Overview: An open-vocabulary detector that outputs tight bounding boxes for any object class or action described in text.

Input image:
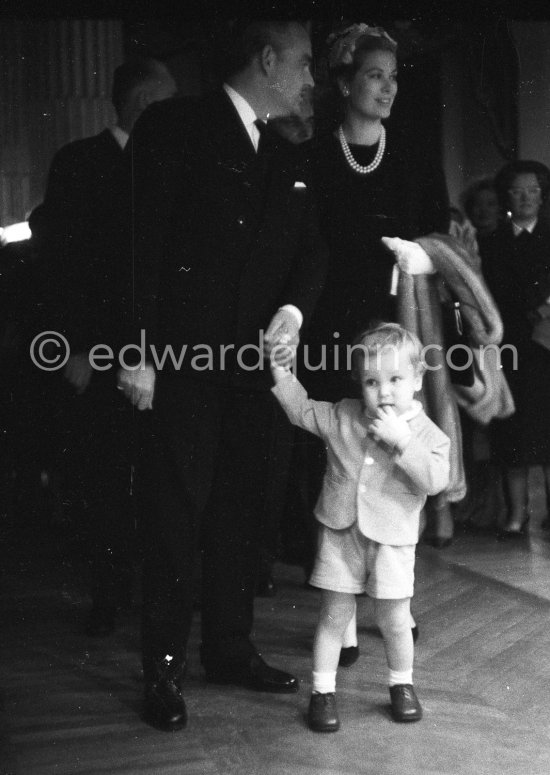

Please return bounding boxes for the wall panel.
[0,18,123,226]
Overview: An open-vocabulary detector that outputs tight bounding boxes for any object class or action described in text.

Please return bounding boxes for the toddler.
[271,322,450,730]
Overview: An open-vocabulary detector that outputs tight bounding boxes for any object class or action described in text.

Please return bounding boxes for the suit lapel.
[204,90,256,169]
[198,91,295,229]
[199,91,275,219]
[257,124,296,221]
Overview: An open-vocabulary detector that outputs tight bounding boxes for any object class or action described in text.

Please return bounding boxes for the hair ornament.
[327,23,397,69]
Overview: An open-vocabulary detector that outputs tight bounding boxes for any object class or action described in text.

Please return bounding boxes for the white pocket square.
[293,181,306,188]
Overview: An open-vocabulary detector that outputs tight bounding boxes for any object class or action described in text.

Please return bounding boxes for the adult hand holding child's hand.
[264,308,299,370]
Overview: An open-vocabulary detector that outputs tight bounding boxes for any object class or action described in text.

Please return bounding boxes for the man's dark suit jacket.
[30,128,132,354]
[128,90,327,390]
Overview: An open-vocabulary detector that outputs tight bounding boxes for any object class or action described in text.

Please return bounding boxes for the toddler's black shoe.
[338,645,359,667]
[307,692,340,732]
[389,684,423,722]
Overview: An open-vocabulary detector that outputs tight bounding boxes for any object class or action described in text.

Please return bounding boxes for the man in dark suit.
[29,58,177,636]
[117,20,326,731]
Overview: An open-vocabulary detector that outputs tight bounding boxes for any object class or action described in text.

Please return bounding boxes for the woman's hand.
[381,236,435,275]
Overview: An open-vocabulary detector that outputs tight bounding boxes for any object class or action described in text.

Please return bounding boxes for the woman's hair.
[327,24,397,85]
[494,160,550,209]
[461,177,497,219]
[350,322,425,381]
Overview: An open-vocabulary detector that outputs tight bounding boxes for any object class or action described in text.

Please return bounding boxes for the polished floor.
[2,475,550,775]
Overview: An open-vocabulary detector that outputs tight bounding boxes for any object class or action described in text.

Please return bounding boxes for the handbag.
[440,295,475,387]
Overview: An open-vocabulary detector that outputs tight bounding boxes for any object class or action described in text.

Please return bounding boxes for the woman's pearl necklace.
[338,124,386,174]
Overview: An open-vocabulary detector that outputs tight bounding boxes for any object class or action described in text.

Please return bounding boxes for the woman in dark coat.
[298,25,452,542]
[303,27,449,404]
[283,23,450,662]
[483,160,550,536]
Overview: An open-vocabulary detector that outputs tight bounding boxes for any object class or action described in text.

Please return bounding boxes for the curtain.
[0,18,124,226]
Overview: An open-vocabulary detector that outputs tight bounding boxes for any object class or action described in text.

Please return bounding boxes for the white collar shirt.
[223,83,261,151]
[110,125,129,150]
[512,218,537,236]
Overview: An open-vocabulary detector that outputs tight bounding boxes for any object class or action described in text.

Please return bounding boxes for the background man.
[30,57,177,637]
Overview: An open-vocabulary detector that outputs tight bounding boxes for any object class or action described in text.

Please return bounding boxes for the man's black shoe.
[205,653,298,693]
[143,658,187,732]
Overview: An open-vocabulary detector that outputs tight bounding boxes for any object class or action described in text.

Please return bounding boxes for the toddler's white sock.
[312,670,336,694]
[388,668,413,686]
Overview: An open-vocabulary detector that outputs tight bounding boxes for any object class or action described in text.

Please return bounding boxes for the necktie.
[254,118,266,154]
[252,119,270,192]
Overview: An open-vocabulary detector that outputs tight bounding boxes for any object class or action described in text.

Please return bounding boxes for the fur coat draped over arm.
[396,232,514,504]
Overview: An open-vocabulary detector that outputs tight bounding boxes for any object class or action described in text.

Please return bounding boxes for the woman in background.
[484,161,550,536]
